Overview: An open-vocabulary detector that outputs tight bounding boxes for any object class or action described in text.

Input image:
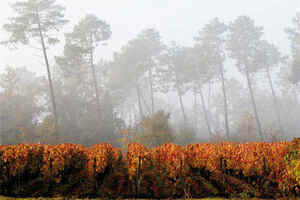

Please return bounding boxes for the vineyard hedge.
[0,139,299,198]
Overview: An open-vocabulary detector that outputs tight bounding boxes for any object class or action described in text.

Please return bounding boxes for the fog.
[0,0,299,147]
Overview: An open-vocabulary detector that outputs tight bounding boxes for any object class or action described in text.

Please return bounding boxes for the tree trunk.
[244,65,264,141]
[199,86,213,138]
[90,36,102,122]
[293,85,299,105]
[266,67,284,135]
[206,81,215,131]
[37,12,59,141]
[136,79,144,119]
[176,87,186,127]
[149,68,155,115]
[193,86,197,110]
[220,64,230,140]
[207,81,212,110]
[140,89,151,115]
[174,72,187,127]
[193,86,198,129]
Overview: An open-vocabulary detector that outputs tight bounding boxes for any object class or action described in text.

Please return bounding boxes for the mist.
[0,0,300,147]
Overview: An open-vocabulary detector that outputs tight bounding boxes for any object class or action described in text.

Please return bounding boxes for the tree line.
[0,0,300,147]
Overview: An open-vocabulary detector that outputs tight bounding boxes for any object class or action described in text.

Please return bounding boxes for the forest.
[0,0,299,149]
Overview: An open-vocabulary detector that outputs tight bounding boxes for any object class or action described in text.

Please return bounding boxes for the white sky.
[0,0,299,76]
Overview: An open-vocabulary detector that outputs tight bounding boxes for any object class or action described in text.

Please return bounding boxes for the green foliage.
[287,13,300,85]
[290,57,300,84]
[120,111,175,150]
[37,115,58,144]
[2,0,68,48]
[234,111,259,142]
[108,28,163,90]
[157,42,191,95]
[227,15,264,74]
[138,110,175,148]
[56,14,111,77]
[53,14,122,146]
[50,72,122,146]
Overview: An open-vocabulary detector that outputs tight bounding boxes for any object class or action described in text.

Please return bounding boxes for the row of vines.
[0,139,299,198]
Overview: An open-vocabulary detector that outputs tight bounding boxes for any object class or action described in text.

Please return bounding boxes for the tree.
[235,111,259,142]
[212,78,248,137]
[120,110,175,149]
[109,29,163,119]
[109,49,146,119]
[158,42,191,127]
[0,67,43,144]
[133,29,164,115]
[257,41,285,135]
[44,62,123,146]
[187,43,215,138]
[37,115,57,144]
[194,18,229,139]
[57,14,111,121]
[227,16,265,140]
[286,13,300,94]
[2,0,69,140]
[48,68,90,144]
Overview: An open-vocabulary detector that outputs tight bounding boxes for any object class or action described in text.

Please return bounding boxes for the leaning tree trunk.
[244,65,264,141]
[176,86,187,127]
[140,90,151,115]
[207,80,212,110]
[148,67,155,115]
[135,77,144,119]
[266,66,284,135]
[199,85,213,138]
[193,86,198,130]
[90,36,102,122]
[174,72,187,127]
[219,64,230,140]
[293,85,299,105]
[37,12,59,141]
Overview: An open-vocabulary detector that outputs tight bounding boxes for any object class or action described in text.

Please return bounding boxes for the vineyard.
[0,139,298,199]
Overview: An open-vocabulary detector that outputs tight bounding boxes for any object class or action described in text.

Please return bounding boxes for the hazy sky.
[0,0,299,76]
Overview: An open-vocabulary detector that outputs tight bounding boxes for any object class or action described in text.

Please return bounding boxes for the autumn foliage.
[0,139,298,198]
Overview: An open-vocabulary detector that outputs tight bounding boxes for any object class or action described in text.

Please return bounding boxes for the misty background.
[0,1,299,68]
[0,0,300,148]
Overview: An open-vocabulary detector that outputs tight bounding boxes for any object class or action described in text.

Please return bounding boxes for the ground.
[0,198,299,200]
